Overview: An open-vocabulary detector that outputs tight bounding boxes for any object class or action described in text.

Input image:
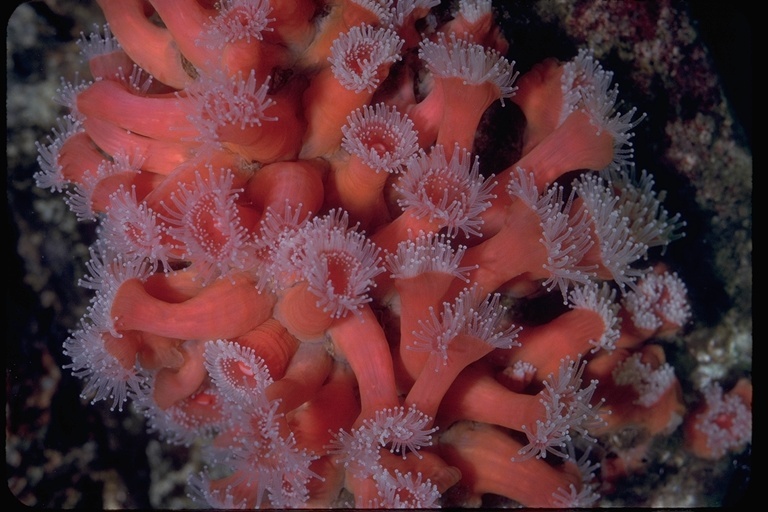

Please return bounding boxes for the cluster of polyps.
[35,0,751,508]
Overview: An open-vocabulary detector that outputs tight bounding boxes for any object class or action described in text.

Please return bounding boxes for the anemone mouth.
[295,210,384,318]
[179,188,250,279]
[187,70,276,146]
[330,25,404,93]
[358,124,398,157]
[322,250,357,299]
[308,247,372,318]
[102,185,170,269]
[205,0,274,45]
[122,220,153,251]
[148,387,223,442]
[421,169,466,211]
[337,43,389,92]
[161,169,253,284]
[395,145,494,238]
[188,194,227,253]
[342,103,419,173]
[205,340,274,405]
[343,45,375,76]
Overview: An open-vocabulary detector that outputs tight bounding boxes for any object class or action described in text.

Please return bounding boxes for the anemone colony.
[32,0,752,508]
